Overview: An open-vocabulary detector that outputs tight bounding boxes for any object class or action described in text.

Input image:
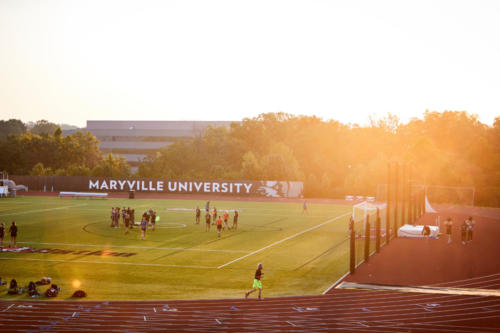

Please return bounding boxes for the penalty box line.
[217,212,351,269]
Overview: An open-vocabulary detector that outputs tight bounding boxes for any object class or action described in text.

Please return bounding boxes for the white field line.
[323,271,351,295]
[217,212,351,269]
[16,241,250,253]
[0,257,215,269]
[0,204,88,217]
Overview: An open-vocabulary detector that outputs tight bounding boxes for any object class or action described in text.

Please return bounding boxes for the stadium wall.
[10,175,304,198]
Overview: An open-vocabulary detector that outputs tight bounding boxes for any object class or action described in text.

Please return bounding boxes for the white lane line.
[431,272,500,287]
[0,257,215,269]
[337,281,500,297]
[323,271,351,295]
[215,319,222,324]
[2,304,15,312]
[217,212,351,269]
[287,321,297,327]
[16,241,250,254]
[0,204,88,217]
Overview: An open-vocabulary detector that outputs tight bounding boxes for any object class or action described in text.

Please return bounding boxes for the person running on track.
[245,263,264,300]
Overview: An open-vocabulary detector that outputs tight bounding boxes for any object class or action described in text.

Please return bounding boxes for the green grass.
[0,196,352,300]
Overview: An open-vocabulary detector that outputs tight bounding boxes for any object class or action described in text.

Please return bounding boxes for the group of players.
[443,216,475,245]
[110,202,237,240]
[195,201,240,238]
[110,207,157,239]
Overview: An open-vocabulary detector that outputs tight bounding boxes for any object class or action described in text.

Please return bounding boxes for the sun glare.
[72,279,82,289]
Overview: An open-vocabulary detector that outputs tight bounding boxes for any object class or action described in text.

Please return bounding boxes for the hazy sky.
[1,0,499,127]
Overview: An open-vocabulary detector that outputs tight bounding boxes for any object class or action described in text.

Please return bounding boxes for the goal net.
[352,201,387,238]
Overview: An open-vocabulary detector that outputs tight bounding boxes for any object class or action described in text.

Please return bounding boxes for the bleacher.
[59,192,108,199]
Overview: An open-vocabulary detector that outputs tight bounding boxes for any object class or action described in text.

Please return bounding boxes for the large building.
[65,120,233,173]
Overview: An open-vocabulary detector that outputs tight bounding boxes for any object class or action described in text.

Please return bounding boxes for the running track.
[1,208,499,332]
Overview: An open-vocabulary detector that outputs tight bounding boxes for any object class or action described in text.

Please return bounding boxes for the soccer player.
[140,216,147,240]
[110,207,115,227]
[216,216,223,238]
[212,207,217,225]
[232,210,239,230]
[445,217,453,244]
[114,207,120,228]
[205,201,210,212]
[205,212,211,232]
[150,211,156,231]
[124,211,130,235]
[130,209,135,229]
[9,221,17,248]
[121,207,127,225]
[245,263,264,300]
[195,206,201,224]
[0,222,4,248]
[223,211,229,230]
[302,200,308,215]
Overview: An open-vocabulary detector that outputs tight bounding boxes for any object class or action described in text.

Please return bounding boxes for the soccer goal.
[352,201,387,238]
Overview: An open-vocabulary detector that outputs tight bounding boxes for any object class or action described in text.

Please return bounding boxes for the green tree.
[30,120,60,135]
[91,154,130,177]
[0,119,27,139]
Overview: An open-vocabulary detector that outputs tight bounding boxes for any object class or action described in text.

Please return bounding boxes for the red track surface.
[1,206,499,332]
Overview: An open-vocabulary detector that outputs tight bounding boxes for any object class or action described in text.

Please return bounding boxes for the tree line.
[0,119,129,177]
[1,111,499,206]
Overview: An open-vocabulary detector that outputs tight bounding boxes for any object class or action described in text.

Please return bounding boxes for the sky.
[1,0,499,128]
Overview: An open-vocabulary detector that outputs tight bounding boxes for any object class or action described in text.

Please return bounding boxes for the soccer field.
[0,196,352,300]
